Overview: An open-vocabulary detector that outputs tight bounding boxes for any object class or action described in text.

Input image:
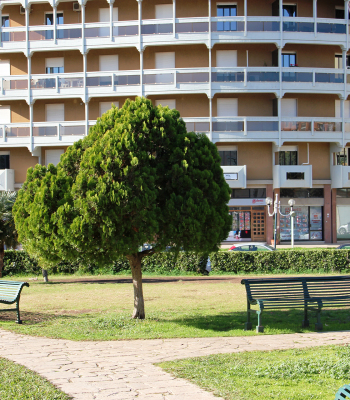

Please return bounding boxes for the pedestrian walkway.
[1,329,350,400]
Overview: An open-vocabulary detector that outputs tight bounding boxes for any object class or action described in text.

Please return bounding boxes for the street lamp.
[266,194,295,249]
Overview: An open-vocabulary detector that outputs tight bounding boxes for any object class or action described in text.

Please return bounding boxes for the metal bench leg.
[244,301,252,331]
[315,306,323,331]
[256,310,264,333]
[302,305,309,328]
[16,301,22,324]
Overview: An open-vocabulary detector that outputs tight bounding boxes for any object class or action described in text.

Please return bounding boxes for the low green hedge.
[2,249,350,277]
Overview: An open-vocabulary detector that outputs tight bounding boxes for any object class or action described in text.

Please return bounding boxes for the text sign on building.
[224,173,238,180]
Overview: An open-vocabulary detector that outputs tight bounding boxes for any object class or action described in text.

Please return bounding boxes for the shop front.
[226,188,267,242]
[335,189,350,241]
[279,189,324,242]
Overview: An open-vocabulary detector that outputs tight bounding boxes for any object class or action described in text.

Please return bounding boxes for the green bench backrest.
[241,276,350,301]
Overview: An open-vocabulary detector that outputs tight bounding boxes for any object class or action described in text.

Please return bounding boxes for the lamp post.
[288,198,296,249]
[266,194,295,249]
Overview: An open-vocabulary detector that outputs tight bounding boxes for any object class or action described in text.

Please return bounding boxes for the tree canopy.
[0,191,18,277]
[13,97,232,317]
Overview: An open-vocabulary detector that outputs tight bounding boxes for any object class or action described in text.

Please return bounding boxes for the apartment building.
[0,0,349,243]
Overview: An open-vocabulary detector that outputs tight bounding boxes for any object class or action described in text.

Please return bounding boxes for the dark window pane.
[281,188,324,198]
[283,5,296,17]
[0,155,10,169]
[219,151,237,166]
[2,16,9,28]
[287,172,305,180]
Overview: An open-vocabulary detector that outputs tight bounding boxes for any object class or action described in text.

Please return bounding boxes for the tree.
[14,97,232,318]
[0,191,18,278]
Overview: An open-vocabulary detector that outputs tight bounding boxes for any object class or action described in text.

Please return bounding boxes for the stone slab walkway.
[1,329,350,400]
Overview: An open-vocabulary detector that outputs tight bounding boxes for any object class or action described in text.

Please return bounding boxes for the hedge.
[2,249,350,277]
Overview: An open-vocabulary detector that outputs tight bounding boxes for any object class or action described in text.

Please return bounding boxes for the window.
[155,52,175,69]
[282,53,297,67]
[279,151,297,165]
[100,101,119,117]
[280,188,324,198]
[99,8,118,22]
[286,172,304,180]
[99,55,119,72]
[0,153,10,169]
[219,151,237,166]
[283,4,297,17]
[45,12,64,25]
[337,189,350,198]
[335,148,350,166]
[231,188,266,199]
[45,58,64,74]
[46,104,64,122]
[216,50,237,67]
[217,4,237,31]
[281,99,297,117]
[0,105,11,123]
[45,149,64,167]
[335,7,349,19]
[335,54,350,69]
[2,16,9,27]
[45,12,63,40]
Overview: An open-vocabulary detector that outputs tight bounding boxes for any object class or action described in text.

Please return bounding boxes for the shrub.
[2,249,350,277]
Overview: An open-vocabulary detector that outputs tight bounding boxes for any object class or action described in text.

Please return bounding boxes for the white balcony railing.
[273,165,313,189]
[221,165,247,189]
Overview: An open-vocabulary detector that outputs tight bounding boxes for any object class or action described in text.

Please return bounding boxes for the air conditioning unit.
[73,2,81,12]
[19,6,26,14]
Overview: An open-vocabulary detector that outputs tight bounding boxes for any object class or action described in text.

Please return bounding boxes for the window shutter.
[155,4,173,19]
[0,106,11,123]
[216,50,237,67]
[155,52,175,69]
[100,101,119,116]
[45,149,64,166]
[217,98,238,117]
[46,104,64,122]
[0,60,10,76]
[99,8,118,22]
[99,55,119,72]
[45,57,64,69]
[281,99,297,117]
[155,99,176,109]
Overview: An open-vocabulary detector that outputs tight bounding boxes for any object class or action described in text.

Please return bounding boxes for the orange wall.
[33,99,85,122]
[31,51,83,74]
[87,48,140,71]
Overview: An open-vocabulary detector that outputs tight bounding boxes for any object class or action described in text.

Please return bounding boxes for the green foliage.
[3,249,350,277]
[13,97,231,269]
[0,191,18,249]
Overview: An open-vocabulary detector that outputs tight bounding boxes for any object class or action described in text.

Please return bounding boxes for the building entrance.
[229,206,266,242]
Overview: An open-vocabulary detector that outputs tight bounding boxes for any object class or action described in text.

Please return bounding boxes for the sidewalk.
[1,329,350,400]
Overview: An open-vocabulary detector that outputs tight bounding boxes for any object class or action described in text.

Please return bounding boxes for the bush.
[2,249,350,277]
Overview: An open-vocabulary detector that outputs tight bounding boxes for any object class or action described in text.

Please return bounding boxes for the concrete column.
[29,102,33,152]
[324,184,332,243]
[137,0,142,52]
[85,101,89,136]
[266,184,274,244]
[53,5,57,43]
[331,188,338,243]
[209,96,213,142]
[140,50,143,97]
[172,0,176,38]
[81,3,85,54]
[109,2,114,41]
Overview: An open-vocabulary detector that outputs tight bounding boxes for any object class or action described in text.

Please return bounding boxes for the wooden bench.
[0,280,29,324]
[241,276,350,333]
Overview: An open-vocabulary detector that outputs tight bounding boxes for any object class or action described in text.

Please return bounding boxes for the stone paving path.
[1,329,350,400]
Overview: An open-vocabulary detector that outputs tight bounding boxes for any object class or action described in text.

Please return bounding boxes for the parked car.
[228,243,275,252]
[338,223,350,235]
[336,244,350,250]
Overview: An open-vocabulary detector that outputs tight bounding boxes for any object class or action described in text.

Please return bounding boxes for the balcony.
[221,165,247,189]
[0,169,14,191]
[273,165,312,189]
[331,165,350,189]
[0,15,348,54]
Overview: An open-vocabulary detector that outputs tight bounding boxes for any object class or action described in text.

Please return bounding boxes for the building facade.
[0,0,349,243]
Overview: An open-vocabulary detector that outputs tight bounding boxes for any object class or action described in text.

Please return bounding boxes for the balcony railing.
[0,15,348,46]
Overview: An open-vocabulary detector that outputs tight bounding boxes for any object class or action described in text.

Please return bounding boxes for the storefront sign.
[224,173,238,180]
[229,199,266,206]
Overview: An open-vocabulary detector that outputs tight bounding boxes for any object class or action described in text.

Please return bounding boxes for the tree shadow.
[0,311,77,325]
[168,309,350,333]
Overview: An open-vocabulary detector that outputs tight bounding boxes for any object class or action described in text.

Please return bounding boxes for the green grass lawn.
[0,357,71,400]
[1,274,350,340]
[159,345,350,400]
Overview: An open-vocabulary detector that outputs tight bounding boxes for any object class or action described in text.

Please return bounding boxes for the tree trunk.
[42,269,49,282]
[127,254,145,319]
[0,244,4,278]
